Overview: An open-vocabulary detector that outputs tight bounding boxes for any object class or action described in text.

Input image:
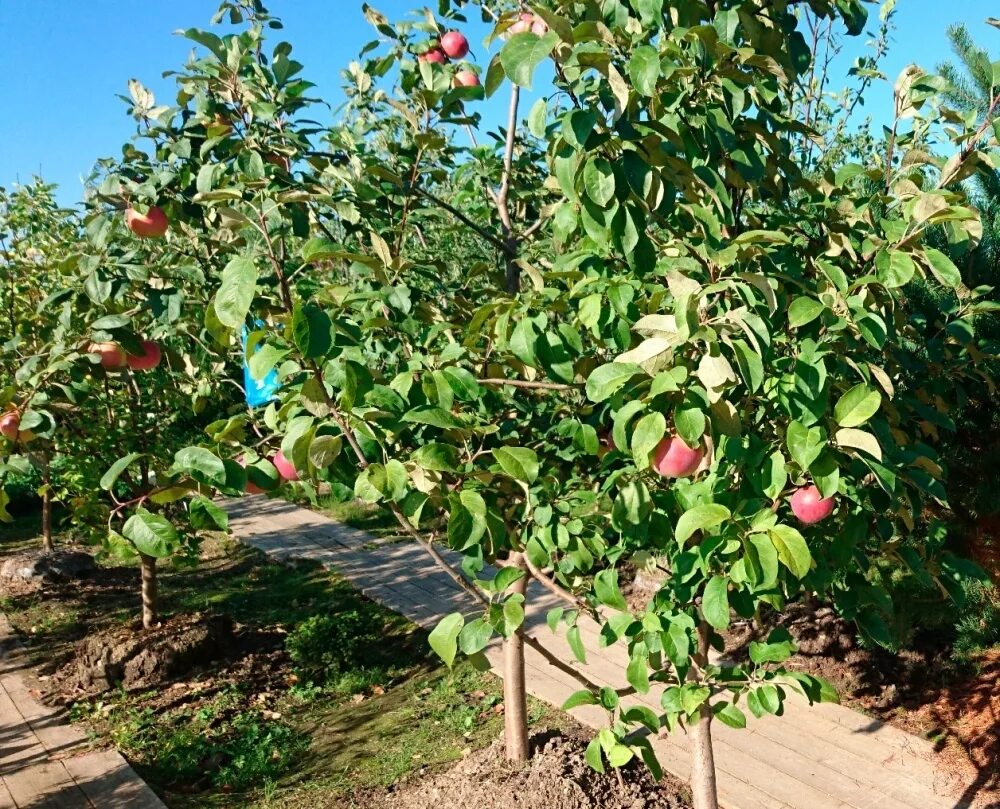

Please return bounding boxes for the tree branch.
[478,378,578,391]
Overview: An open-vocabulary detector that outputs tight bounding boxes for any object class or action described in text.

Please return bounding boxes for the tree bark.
[503,552,530,763]
[690,621,719,809]
[140,554,158,630]
[40,459,53,554]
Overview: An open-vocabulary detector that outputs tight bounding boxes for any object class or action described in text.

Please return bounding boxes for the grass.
[0,521,567,808]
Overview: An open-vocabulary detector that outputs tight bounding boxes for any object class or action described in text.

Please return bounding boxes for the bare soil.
[364,728,691,809]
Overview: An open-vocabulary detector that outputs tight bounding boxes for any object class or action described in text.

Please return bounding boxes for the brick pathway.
[0,614,165,809]
[223,496,973,809]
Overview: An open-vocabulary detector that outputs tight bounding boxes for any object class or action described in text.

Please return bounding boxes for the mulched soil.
[363,728,692,809]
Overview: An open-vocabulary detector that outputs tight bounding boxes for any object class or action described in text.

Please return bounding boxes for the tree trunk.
[40,460,53,554]
[690,621,719,809]
[140,554,158,630]
[503,552,529,763]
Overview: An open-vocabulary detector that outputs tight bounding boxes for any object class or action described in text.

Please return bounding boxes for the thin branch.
[478,378,578,391]
[524,555,598,619]
[411,185,510,254]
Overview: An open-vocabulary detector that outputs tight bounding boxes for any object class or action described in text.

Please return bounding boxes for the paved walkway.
[223,497,974,809]
[0,614,165,809]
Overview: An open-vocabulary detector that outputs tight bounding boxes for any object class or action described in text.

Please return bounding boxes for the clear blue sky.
[0,1,996,205]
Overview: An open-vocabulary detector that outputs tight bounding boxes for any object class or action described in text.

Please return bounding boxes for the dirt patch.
[365,729,690,809]
[50,612,238,696]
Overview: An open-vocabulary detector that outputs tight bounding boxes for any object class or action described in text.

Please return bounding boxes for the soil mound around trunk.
[369,729,691,809]
[52,612,237,695]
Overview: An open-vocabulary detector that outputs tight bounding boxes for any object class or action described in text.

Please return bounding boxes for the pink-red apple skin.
[790,485,835,524]
[652,434,704,478]
[273,450,300,482]
[89,342,127,369]
[0,412,19,441]
[125,206,168,238]
[419,48,447,64]
[127,341,162,371]
[440,31,469,59]
[454,71,480,88]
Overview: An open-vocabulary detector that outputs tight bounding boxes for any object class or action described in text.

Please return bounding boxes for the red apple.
[125,206,168,238]
[652,434,704,478]
[89,342,127,369]
[273,450,299,482]
[127,340,161,371]
[441,31,470,59]
[0,412,19,441]
[790,485,835,525]
[454,70,481,88]
[419,48,447,64]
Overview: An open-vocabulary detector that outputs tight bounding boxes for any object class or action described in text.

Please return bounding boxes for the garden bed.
[0,522,696,808]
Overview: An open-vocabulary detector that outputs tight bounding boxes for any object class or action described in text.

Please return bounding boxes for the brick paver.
[0,614,165,808]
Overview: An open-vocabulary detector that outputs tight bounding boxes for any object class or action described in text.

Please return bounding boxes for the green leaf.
[172,447,227,487]
[627,654,651,695]
[291,304,332,359]
[762,451,787,500]
[788,296,824,328]
[786,420,824,472]
[586,363,642,403]
[459,618,493,656]
[502,593,525,635]
[499,31,559,89]
[630,412,665,469]
[585,737,605,773]
[493,446,540,484]
[714,702,747,729]
[214,256,258,328]
[402,407,466,430]
[628,46,660,96]
[876,250,916,288]
[189,496,230,531]
[675,504,731,545]
[923,247,962,288]
[448,490,487,550]
[748,534,779,588]
[594,569,628,612]
[583,157,616,207]
[769,524,812,578]
[608,745,634,767]
[702,576,731,630]
[428,612,464,667]
[412,443,459,472]
[834,384,881,428]
[621,706,660,733]
[100,452,143,491]
[563,689,599,710]
[567,624,587,663]
[122,508,178,558]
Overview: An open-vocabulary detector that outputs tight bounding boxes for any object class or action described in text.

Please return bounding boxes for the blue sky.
[0,1,996,204]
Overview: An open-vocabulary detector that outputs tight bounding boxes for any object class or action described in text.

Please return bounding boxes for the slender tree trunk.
[690,621,719,809]
[40,459,53,554]
[503,552,529,763]
[140,554,158,630]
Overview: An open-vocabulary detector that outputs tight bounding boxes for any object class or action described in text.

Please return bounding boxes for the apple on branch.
[125,206,168,238]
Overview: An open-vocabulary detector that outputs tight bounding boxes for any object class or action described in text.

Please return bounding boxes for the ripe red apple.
[89,342,127,369]
[127,340,161,371]
[125,206,168,238]
[273,450,299,482]
[419,48,447,64]
[441,31,470,59]
[0,412,19,441]
[454,70,481,88]
[790,485,835,525]
[652,434,704,478]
